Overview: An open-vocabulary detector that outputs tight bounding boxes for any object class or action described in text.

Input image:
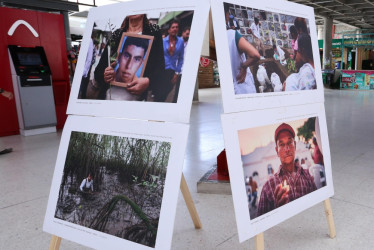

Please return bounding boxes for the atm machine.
[8,45,57,136]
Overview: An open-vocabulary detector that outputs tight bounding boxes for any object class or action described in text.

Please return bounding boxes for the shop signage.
[318,39,342,49]
[343,39,374,46]
[341,70,374,90]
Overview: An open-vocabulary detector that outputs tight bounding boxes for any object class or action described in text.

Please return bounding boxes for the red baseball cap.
[274,123,295,142]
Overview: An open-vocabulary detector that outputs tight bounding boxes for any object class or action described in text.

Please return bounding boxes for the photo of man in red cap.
[257,123,317,217]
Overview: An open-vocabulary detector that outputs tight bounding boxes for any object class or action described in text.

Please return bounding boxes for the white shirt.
[227,30,256,94]
[250,22,261,38]
[80,178,94,191]
[285,63,316,91]
[105,85,139,101]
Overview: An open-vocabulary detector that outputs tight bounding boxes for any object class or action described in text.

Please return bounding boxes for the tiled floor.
[1,88,373,249]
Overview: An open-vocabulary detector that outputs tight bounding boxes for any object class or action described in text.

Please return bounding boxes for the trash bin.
[323,69,335,88]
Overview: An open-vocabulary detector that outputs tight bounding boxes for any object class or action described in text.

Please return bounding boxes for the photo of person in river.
[54,131,171,248]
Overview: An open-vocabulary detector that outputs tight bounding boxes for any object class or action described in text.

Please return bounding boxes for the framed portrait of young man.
[107,33,153,101]
[221,103,334,242]
[211,0,324,113]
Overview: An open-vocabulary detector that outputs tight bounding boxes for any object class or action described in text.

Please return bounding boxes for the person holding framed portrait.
[106,34,153,100]
[88,14,166,102]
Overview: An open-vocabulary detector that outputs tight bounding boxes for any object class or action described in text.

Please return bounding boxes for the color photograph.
[239,118,326,219]
[221,103,334,242]
[223,2,316,94]
[211,0,323,113]
[78,10,194,103]
[67,0,210,123]
[55,131,171,248]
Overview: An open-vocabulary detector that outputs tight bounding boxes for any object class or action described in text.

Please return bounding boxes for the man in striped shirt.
[257,123,317,217]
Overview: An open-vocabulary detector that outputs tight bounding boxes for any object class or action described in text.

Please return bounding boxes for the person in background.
[273,44,287,65]
[182,26,190,50]
[227,28,260,94]
[163,20,184,103]
[0,88,14,155]
[249,176,258,208]
[283,33,316,91]
[224,5,240,30]
[312,137,324,165]
[224,3,260,94]
[79,35,96,99]
[310,137,326,188]
[289,25,298,59]
[249,17,265,58]
[294,17,308,37]
[300,158,308,169]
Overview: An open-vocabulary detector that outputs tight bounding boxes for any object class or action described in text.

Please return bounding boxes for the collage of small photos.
[43,0,210,250]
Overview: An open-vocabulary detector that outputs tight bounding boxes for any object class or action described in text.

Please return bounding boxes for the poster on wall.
[221,103,334,242]
[211,0,324,113]
[43,115,189,250]
[67,0,210,123]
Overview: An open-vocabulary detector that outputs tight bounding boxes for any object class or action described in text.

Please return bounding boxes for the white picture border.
[43,115,189,250]
[211,0,324,113]
[67,0,210,123]
[221,103,334,242]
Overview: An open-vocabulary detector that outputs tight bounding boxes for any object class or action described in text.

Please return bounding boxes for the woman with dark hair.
[289,25,298,59]
[294,17,308,35]
[283,33,316,91]
[87,14,166,102]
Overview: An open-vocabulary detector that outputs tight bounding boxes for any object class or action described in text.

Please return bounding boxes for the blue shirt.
[163,35,184,73]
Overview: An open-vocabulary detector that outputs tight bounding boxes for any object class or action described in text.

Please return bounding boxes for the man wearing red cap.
[257,123,317,217]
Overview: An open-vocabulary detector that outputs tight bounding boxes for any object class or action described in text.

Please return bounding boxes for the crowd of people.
[224,3,317,94]
[78,14,190,103]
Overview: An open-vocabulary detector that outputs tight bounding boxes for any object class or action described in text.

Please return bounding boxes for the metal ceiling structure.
[0,0,79,12]
[289,0,374,29]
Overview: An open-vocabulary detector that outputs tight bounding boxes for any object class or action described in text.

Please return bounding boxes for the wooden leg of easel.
[324,198,336,238]
[49,235,62,250]
[255,232,264,250]
[180,173,202,229]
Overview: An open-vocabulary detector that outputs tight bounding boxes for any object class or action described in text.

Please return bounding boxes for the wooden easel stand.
[254,198,336,250]
[49,173,201,250]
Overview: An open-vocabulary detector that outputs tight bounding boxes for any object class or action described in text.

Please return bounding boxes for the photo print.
[55,131,171,248]
[211,0,323,113]
[78,10,194,103]
[223,2,315,94]
[239,117,326,220]
[67,0,210,123]
[44,115,190,250]
[221,103,334,241]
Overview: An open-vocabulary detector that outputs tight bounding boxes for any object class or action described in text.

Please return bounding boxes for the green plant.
[287,58,296,73]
